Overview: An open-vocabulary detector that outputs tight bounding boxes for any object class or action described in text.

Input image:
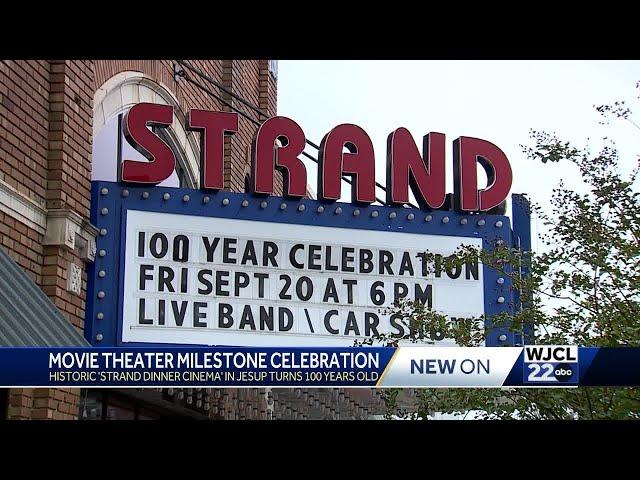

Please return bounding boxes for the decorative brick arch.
[93,71,201,188]
[91,60,279,194]
[92,61,226,129]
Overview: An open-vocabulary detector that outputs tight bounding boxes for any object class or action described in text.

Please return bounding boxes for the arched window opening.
[92,72,200,189]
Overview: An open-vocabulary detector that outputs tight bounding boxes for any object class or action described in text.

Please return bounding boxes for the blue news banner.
[0,346,638,388]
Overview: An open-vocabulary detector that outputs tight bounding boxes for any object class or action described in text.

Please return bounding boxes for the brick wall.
[0,61,49,286]
[0,211,42,285]
[1,60,277,420]
[7,388,80,420]
[0,61,49,206]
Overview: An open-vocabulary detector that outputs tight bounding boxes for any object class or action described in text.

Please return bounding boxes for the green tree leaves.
[372,82,640,420]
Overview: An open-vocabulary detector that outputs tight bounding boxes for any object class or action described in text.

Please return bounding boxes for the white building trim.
[43,209,99,262]
[0,180,98,264]
[0,179,47,234]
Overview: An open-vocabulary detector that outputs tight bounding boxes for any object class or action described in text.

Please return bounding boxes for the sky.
[277,60,640,250]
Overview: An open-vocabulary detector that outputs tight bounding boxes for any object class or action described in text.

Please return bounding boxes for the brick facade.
[1,60,380,421]
[0,60,278,420]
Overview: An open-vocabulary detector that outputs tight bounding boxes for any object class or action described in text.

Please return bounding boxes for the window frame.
[268,60,278,80]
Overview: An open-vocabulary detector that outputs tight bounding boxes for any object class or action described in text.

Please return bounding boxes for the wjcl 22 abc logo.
[523,346,579,385]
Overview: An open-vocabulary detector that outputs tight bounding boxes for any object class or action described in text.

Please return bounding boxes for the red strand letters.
[120,102,512,212]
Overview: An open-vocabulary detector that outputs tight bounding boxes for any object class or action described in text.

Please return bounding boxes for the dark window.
[80,390,164,420]
[105,399,136,420]
[0,389,7,420]
[137,408,161,420]
[79,389,104,420]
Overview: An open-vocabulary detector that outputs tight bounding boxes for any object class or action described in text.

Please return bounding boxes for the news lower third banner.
[0,346,638,388]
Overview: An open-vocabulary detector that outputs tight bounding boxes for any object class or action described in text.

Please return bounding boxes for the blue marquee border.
[86,181,527,348]
[511,194,533,346]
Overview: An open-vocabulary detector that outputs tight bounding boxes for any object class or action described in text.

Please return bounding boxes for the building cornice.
[0,179,47,235]
[43,209,99,262]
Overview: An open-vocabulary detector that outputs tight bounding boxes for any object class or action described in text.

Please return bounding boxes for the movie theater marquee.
[86,103,529,348]
[122,210,484,346]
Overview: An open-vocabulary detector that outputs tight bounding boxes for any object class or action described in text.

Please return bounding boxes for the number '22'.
[527,363,555,382]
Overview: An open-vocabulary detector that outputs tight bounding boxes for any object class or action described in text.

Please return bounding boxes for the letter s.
[121,103,175,185]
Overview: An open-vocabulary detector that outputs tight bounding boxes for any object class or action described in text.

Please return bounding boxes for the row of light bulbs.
[160,387,211,411]
[269,388,380,420]
[154,387,385,420]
